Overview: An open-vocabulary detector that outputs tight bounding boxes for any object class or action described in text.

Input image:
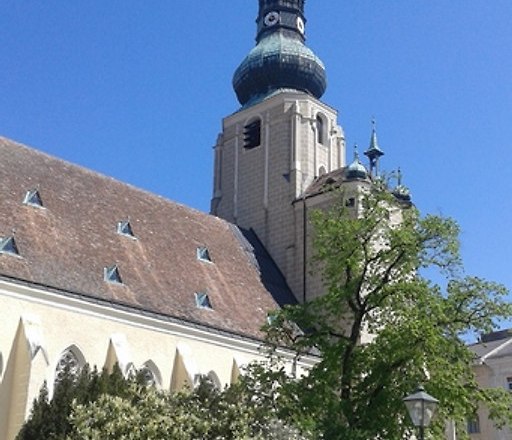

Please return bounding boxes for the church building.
[0,1,390,439]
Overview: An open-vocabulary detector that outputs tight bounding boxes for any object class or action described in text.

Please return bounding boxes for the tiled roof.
[301,167,371,199]
[0,137,293,340]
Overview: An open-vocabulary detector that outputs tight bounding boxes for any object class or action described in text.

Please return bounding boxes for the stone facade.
[211,91,347,303]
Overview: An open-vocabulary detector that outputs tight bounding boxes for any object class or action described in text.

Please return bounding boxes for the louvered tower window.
[243,119,261,149]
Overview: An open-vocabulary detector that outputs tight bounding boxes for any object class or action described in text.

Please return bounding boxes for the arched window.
[54,346,85,385]
[140,361,162,388]
[318,166,326,176]
[207,371,222,390]
[316,114,327,145]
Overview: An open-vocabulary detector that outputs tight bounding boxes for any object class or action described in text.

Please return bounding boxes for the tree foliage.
[68,372,312,440]
[16,364,136,440]
[18,363,312,440]
[263,189,512,439]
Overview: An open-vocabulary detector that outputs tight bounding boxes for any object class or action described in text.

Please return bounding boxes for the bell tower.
[211,0,348,301]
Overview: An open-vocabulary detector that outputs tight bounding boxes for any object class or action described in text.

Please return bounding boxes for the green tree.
[68,374,314,440]
[16,364,133,440]
[263,189,512,439]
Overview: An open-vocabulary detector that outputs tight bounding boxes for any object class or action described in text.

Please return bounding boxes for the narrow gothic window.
[243,119,261,149]
[55,349,82,385]
[140,365,157,387]
[316,114,325,145]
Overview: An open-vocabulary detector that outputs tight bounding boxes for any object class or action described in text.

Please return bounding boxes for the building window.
[195,292,213,310]
[0,236,19,256]
[104,265,123,284]
[140,361,161,388]
[197,246,212,263]
[467,415,480,434]
[55,348,83,385]
[345,197,356,208]
[140,366,156,386]
[507,376,512,391]
[23,189,43,207]
[243,119,261,149]
[117,220,135,238]
[316,114,327,145]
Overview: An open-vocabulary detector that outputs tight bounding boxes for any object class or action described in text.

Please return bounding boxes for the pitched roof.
[0,137,294,340]
[469,329,512,362]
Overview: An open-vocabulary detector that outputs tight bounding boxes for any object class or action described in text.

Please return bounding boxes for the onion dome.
[346,145,368,180]
[233,0,327,107]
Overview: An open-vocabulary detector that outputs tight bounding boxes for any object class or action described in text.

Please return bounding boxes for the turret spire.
[233,0,327,106]
[364,119,384,177]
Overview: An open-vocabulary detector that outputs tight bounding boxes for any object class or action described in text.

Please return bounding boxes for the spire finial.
[364,118,384,177]
[397,167,402,186]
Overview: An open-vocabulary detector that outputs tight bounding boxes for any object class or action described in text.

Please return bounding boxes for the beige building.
[465,330,512,440]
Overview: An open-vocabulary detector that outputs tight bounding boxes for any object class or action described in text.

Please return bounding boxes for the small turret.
[346,145,368,180]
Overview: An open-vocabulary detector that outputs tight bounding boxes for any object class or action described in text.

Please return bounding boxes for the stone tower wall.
[211,91,346,302]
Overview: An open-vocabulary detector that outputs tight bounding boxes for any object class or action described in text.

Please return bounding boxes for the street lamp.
[403,386,439,440]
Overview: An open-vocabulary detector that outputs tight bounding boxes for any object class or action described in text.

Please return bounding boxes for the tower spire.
[232,0,326,106]
[364,118,384,177]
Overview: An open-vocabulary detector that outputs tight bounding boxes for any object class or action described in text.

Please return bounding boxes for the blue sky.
[1,1,511,298]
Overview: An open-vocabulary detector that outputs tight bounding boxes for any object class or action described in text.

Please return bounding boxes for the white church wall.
[0,279,314,440]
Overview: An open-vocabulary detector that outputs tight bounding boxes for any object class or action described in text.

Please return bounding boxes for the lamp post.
[403,386,439,440]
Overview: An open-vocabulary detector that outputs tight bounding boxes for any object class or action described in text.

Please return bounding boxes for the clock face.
[264,11,280,27]
[296,16,305,34]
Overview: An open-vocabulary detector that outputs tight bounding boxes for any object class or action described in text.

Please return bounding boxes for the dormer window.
[104,265,123,284]
[117,220,135,238]
[197,246,212,263]
[23,189,43,208]
[0,236,19,256]
[195,292,213,310]
[243,118,261,149]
